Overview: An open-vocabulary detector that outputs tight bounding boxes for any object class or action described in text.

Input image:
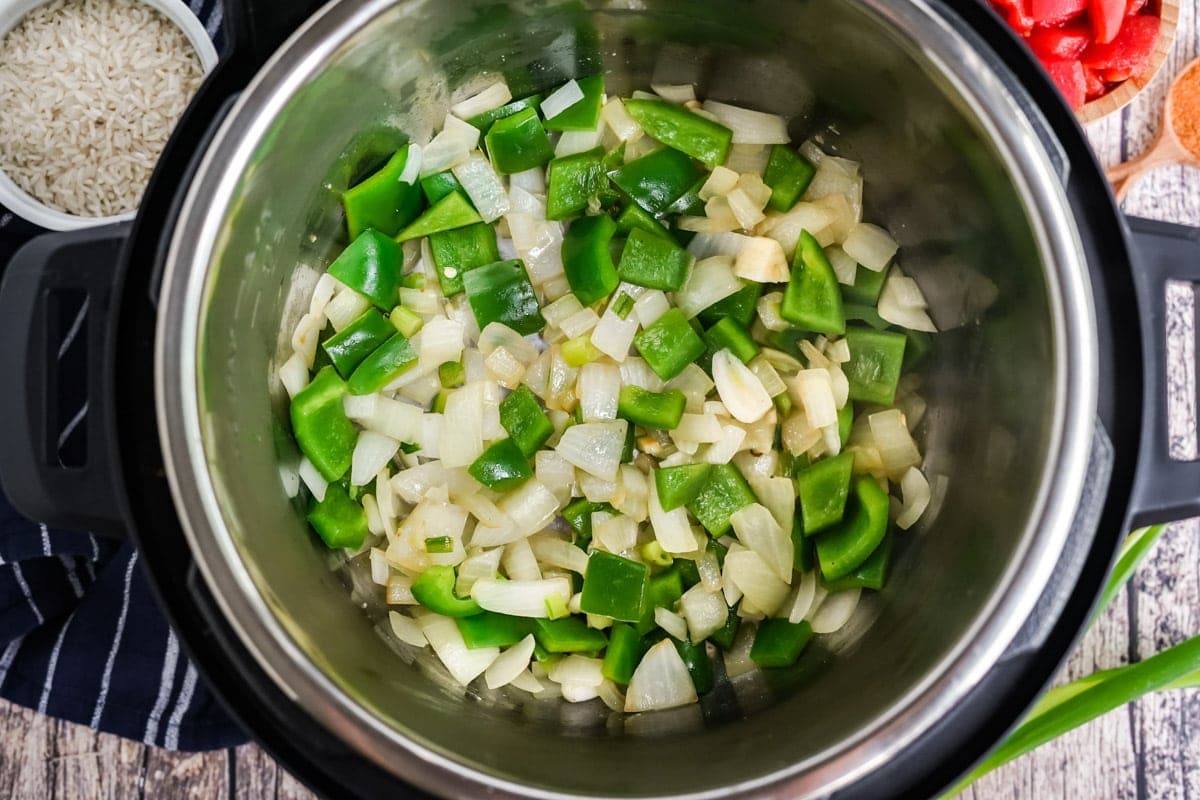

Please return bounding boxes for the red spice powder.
[1171,61,1200,157]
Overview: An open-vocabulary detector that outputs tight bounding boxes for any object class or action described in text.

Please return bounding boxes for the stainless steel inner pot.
[155,0,1098,796]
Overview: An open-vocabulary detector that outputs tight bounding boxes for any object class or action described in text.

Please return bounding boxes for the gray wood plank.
[141,746,228,798]
[234,743,278,800]
[51,715,147,800]
[0,701,55,798]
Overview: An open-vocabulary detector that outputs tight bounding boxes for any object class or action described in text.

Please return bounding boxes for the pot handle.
[225,0,329,72]
[1126,216,1200,527]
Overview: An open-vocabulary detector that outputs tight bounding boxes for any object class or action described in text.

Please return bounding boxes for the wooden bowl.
[1076,0,1179,123]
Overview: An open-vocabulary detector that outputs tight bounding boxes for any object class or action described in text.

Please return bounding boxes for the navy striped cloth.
[0,0,243,750]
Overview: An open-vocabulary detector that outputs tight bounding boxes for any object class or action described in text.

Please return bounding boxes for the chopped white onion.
[278,352,310,399]
[723,549,790,615]
[389,611,428,647]
[503,539,542,581]
[439,382,485,468]
[674,256,741,318]
[601,97,643,142]
[308,273,338,316]
[680,584,727,642]
[649,478,699,554]
[485,634,536,690]
[471,577,573,617]
[666,364,716,414]
[578,362,621,421]
[579,472,618,503]
[549,654,605,691]
[655,607,690,641]
[726,188,767,230]
[842,223,898,272]
[790,369,838,428]
[529,535,590,574]
[699,166,740,201]
[387,573,416,605]
[746,476,796,531]
[878,270,937,333]
[809,588,861,634]
[732,236,788,283]
[786,570,818,624]
[560,307,600,339]
[747,357,787,398]
[510,166,546,195]
[756,291,789,332]
[298,457,328,502]
[756,202,833,259]
[673,413,724,444]
[457,547,503,594]
[702,100,789,144]
[417,317,467,371]
[453,152,510,222]
[827,245,858,285]
[397,143,423,185]
[474,480,560,545]
[621,357,666,392]
[451,80,512,120]
[711,350,773,424]
[290,311,323,368]
[485,347,526,388]
[724,144,771,175]
[704,424,747,465]
[351,431,400,486]
[590,305,640,361]
[543,294,585,328]
[633,290,671,328]
[556,420,628,481]
[420,114,480,177]
[541,79,586,120]
[555,127,605,157]
[869,409,921,477]
[343,393,423,443]
[686,231,750,260]
[730,503,793,583]
[651,83,696,103]
[593,512,639,554]
[416,612,498,685]
[896,466,931,529]
[624,639,698,712]
[535,451,576,504]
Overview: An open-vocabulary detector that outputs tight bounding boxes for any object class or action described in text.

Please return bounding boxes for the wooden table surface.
[4,10,1200,800]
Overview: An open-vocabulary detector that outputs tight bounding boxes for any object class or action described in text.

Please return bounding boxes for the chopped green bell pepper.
[602,622,643,684]
[608,147,703,216]
[561,214,619,305]
[709,605,740,650]
[581,551,649,622]
[842,303,889,331]
[781,230,845,335]
[428,222,501,296]
[750,619,813,668]
[321,309,395,378]
[843,327,907,404]
[411,565,483,617]
[703,317,759,363]
[795,451,854,535]
[291,366,357,481]
[617,228,693,291]
[674,557,700,588]
[468,437,533,490]
[762,145,816,213]
[792,515,816,572]
[562,498,613,548]
[670,635,713,693]
[664,175,708,217]
[822,533,893,592]
[343,145,424,239]
[533,617,608,653]
[439,359,466,389]
[903,329,932,371]
[462,259,545,335]
[816,476,890,581]
[347,331,417,395]
[623,98,733,167]
[697,281,762,329]
[396,192,483,242]
[611,291,636,320]
[654,464,712,511]
[543,75,605,130]
[499,385,555,456]
[634,308,707,381]
[419,170,467,205]
[636,567,684,635]
[327,229,403,310]
[485,107,554,174]
[306,483,369,550]
[546,146,608,220]
[616,202,674,242]
[687,463,757,536]
[837,402,854,447]
[617,385,687,430]
[562,335,604,366]
[842,263,888,305]
[456,612,534,648]
[466,94,542,132]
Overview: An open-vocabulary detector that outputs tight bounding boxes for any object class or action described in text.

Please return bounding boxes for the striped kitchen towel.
[0,3,243,750]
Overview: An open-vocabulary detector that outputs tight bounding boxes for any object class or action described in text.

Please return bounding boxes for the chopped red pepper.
[1126,0,1148,15]
[1039,58,1088,109]
[1030,0,1087,26]
[1088,0,1127,43]
[1027,24,1092,60]
[1084,67,1108,99]
[993,0,1035,34]
[1082,14,1159,73]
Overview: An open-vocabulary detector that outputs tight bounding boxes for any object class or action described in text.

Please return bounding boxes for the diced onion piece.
[453,152,510,223]
[699,166,740,201]
[549,654,605,691]
[651,83,696,103]
[868,409,921,476]
[842,223,897,272]
[451,80,512,120]
[510,166,546,195]
[798,140,826,164]
[541,79,586,119]
[748,356,787,398]
[388,611,427,647]
[439,382,486,468]
[675,256,741,319]
[543,294,585,328]
[418,317,467,371]
[579,472,618,503]
[737,173,772,209]
[702,100,789,144]
[712,350,773,424]
[786,570,818,623]
[723,549,790,615]
[624,639,698,712]
[298,457,328,502]
[621,357,666,392]
[416,612,499,685]
[633,290,671,328]
[560,307,600,339]
[485,634,536,690]
[826,338,851,363]
[457,547,503,594]
[826,245,858,285]
[324,286,370,332]
[477,323,538,365]
[686,231,750,260]
[556,127,605,157]
[556,420,628,481]
[733,236,788,283]
[665,364,715,415]
[699,196,740,232]
[535,451,576,504]
[517,218,566,287]
[343,393,424,442]
[279,352,310,399]
[655,607,689,641]
[730,503,793,583]
[724,144,770,175]
[308,272,338,316]
[391,461,447,504]
[697,552,722,593]
[782,409,821,456]
[397,143,423,185]
[746,476,795,531]
[591,306,640,361]
[649,478,698,554]
[601,97,643,142]
[485,347,526,388]
[529,535,590,574]
[471,577,573,617]
[789,369,837,428]
[503,539,542,581]
[387,574,416,605]
[673,413,723,444]
[756,202,833,259]
[420,113,480,177]
[704,424,747,465]
[726,188,766,230]
[878,270,937,333]
[593,512,639,554]
[473,480,560,545]
[680,584,727,642]
[577,362,621,421]
[351,431,400,486]
[290,312,323,368]
[896,466,931,530]
[756,291,789,332]
[809,588,862,634]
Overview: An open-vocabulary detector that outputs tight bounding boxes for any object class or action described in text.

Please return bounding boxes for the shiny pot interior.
[158,0,1096,796]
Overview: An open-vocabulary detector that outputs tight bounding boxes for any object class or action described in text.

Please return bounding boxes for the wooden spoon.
[1106,57,1200,202]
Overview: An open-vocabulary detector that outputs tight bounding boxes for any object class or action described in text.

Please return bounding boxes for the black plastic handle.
[1126,216,1200,527]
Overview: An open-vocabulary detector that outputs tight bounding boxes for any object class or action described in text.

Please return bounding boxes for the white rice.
[0,0,203,217]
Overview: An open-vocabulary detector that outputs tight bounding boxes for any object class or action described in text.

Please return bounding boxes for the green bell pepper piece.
[543,75,605,130]
[762,145,816,213]
[792,515,816,572]
[837,402,854,447]
[611,292,636,320]
[617,228,693,291]
[634,308,707,381]
[561,214,620,305]
[466,94,542,131]
[816,476,890,581]
[601,622,644,684]
[622,98,733,167]
[750,619,813,668]
[636,567,684,635]
[327,229,403,310]
[843,327,907,404]
[674,557,700,588]
[468,437,533,490]
[795,451,855,535]
[321,309,395,378]
[306,483,368,550]
[533,617,608,653]
[411,565,483,617]
[608,147,703,216]
[462,259,545,335]
[709,605,740,650]
[667,635,714,693]
[617,385,687,430]
[396,192,483,242]
[546,146,608,220]
[654,463,712,511]
[842,263,888,305]
[616,202,674,242]
[439,359,466,389]
[703,317,759,364]
[485,107,554,174]
[842,303,890,331]
[428,222,501,296]
[419,170,467,204]
[687,463,757,536]
[580,551,649,622]
[347,332,418,395]
[664,175,708,217]
[290,366,357,482]
[343,145,424,239]
[822,533,893,592]
[903,329,932,371]
[781,230,845,335]
[456,612,534,648]
[697,281,761,329]
[562,498,613,548]
[499,385,555,456]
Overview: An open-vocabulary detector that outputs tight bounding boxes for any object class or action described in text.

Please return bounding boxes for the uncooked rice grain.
[0,0,203,217]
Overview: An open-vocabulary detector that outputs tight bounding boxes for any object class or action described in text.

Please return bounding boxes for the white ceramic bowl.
[0,0,218,231]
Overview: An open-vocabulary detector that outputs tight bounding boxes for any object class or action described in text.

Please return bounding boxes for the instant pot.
[2,0,1199,796]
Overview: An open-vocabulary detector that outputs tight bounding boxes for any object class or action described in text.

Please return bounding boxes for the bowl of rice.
[0,0,217,230]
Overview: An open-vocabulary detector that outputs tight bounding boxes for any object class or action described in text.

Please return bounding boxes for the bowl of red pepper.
[990,0,1178,121]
